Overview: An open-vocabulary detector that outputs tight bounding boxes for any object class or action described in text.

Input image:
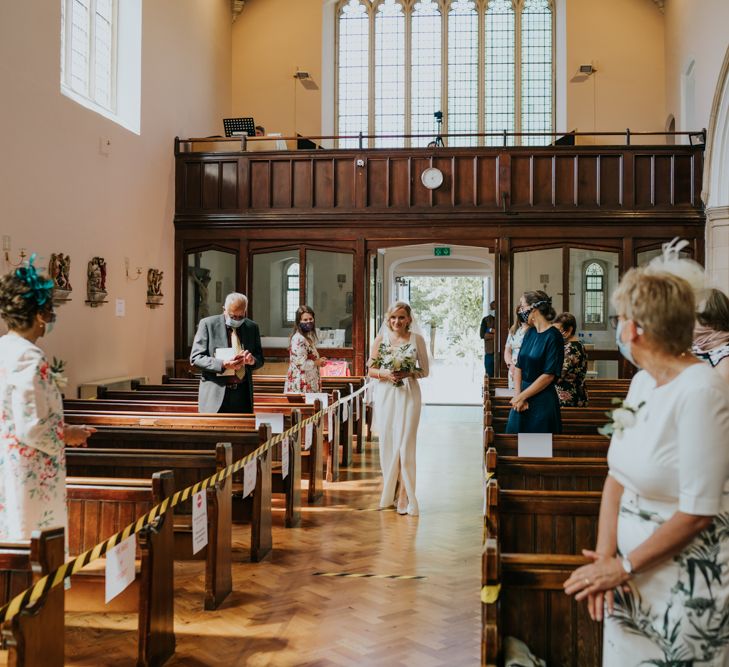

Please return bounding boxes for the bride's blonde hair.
[385,301,413,331]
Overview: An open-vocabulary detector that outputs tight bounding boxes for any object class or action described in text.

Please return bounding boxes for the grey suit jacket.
[189,314,265,413]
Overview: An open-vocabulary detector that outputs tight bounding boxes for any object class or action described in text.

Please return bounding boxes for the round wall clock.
[421,167,444,190]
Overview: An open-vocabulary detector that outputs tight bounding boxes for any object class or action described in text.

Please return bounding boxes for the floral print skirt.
[604,490,729,666]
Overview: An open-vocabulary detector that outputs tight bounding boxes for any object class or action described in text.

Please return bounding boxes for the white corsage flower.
[598,399,645,437]
[50,357,68,391]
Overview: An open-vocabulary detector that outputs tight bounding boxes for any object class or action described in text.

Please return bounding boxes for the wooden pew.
[66,471,176,667]
[486,430,610,458]
[62,415,274,562]
[485,478,600,555]
[0,528,65,667]
[482,538,601,667]
[485,447,607,492]
[67,443,233,610]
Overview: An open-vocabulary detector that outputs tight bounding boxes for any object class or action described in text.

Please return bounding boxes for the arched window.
[336,0,555,148]
[284,261,300,325]
[583,261,607,330]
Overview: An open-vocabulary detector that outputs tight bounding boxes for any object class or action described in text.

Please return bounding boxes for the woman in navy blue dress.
[505,291,564,434]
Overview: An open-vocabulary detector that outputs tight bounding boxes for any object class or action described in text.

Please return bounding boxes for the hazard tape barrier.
[0,383,368,624]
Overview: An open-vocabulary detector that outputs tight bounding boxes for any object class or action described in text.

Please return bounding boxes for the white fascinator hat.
[644,237,708,307]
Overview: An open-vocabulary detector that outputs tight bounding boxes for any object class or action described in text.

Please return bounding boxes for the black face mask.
[518,308,532,324]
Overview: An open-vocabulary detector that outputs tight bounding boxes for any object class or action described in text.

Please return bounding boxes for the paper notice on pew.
[192,490,208,555]
[304,392,329,408]
[243,459,257,498]
[494,388,516,398]
[304,423,313,450]
[282,436,290,480]
[256,413,284,434]
[105,534,136,603]
[517,433,553,458]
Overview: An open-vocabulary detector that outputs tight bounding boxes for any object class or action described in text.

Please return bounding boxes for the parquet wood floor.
[65,406,482,666]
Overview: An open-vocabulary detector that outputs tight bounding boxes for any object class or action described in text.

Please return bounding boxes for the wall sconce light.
[293,70,311,80]
[337,273,347,290]
[579,64,597,75]
[2,236,27,268]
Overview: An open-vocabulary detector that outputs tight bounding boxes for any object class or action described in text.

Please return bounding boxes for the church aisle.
[65,405,482,666]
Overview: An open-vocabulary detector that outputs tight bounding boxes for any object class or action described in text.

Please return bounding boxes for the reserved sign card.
[517,433,553,458]
[305,423,313,450]
[191,490,208,555]
[282,436,289,480]
[243,460,257,498]
[494,388,516,398]
[305,392,329,408]
[105,535,136,603]
[256,413,284,434]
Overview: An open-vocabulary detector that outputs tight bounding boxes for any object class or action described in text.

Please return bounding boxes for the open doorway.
[368,243,494,405]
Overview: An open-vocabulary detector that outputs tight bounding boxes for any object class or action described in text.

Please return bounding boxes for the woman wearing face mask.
[692,288,729,383]
[505,290,564,434]
[504,305,530,390]
[285,305,327,393]
[564,268,729,665]
[0,256,94,541]
[553,312,588,407]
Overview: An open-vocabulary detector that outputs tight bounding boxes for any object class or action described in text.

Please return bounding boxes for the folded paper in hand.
[215,347,235,376]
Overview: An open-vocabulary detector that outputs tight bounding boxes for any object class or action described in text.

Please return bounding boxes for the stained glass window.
[583,262,606,327]
[448,1,478,147]
[411,0,442,147]
[285,262,300,324]
[375,0,406,148]
[485,0,515,146]
[337,0,369,148]
[521,0,553,146]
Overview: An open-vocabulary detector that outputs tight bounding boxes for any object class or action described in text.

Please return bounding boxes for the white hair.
[224,292,248,310]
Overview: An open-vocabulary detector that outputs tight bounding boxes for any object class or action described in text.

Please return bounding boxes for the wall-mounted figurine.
[147,268,164,307]
[86,256,107,306]
[49,253,72,305]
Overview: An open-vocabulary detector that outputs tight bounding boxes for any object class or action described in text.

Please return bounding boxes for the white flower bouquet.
[50,357,68,390]
[598,397,645,437]
[370,342,419,387]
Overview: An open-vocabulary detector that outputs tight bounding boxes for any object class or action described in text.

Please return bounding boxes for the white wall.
[0,0,232,394]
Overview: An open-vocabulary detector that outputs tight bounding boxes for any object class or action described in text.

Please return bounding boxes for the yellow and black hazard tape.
[313,572,426,580]
[0,384,369,625]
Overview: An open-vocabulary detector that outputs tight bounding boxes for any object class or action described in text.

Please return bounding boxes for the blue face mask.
[225,315,244,329]
[615,320,637,367]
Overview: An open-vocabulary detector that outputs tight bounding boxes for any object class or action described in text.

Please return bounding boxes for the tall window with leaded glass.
[285,262,300,325]
[335,0,554,148]
[583,261,607,330]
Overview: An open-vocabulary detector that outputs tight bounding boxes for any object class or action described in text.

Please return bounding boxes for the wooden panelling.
[511,156,532,206]
[174,146,704,217]
[334,159,355,208]
[453,156,475,206]
[184,162,202,209]
[634,155,654,207]
[477,156,499,207]
[554,156,575,206]
[366,158,389,208]
[390,158,410,207]
[598,156,622,207]
[292,160,312,208]
[533,156,553,207]
[313,160,334,208]
[250,161,271,209]
[577,156,598,207]
[411,157,431,207]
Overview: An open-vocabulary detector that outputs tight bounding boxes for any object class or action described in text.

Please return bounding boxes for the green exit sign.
[434,247,451,256]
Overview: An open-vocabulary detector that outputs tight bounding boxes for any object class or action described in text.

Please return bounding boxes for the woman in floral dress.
[0,256,94,540]
[564,266,729,666]
[285,305,327,393]
[553,312,588,407]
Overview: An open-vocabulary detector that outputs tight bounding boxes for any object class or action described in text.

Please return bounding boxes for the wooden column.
[497,236,511,377]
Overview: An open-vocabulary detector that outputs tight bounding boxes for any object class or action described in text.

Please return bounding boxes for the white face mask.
[225,315,244,328]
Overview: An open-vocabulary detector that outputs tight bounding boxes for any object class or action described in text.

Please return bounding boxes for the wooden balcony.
[174,134,705,226]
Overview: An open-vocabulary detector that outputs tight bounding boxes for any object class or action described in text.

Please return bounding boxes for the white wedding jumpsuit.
[373,331,429,512]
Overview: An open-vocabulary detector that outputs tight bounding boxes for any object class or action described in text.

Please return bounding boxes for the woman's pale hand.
[563,549,630,604]
[64,424,96,447]
[510,395,529,412]
[391,370,410,383]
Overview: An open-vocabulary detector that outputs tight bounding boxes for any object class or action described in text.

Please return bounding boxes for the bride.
[367,301,430,516]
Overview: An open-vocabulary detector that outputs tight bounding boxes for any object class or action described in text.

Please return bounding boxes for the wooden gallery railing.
[174,131,705,220]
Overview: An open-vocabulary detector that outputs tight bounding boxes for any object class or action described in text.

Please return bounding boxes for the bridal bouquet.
[370,342,418,387]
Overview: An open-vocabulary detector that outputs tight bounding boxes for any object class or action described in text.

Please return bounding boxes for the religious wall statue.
[49,252,72,304]
[188,266,212,319]
[147,268,164,306]
[86,256,107,305]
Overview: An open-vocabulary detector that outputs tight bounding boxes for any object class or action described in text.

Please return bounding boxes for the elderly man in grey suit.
[190,292,264,413]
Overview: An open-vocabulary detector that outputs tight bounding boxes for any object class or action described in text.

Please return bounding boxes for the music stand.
[223,117,256,138]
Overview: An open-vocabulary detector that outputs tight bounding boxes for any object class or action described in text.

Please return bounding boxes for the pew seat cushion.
[504,636,546,667]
